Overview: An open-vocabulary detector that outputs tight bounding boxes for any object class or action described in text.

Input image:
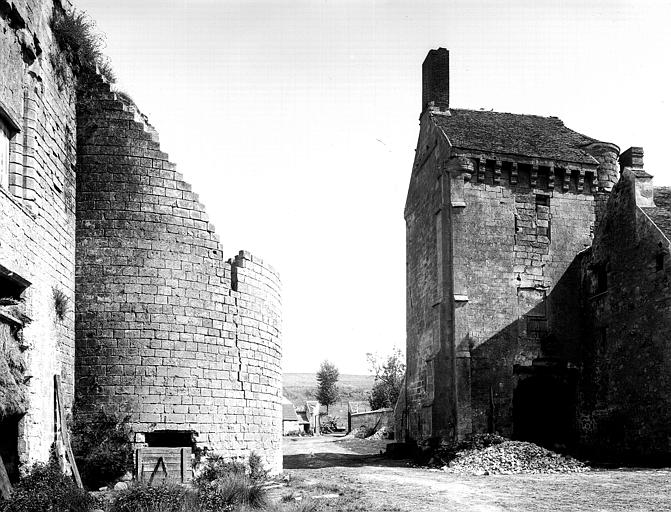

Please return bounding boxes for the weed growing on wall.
[50,7,116,83]
[52,287,69,321]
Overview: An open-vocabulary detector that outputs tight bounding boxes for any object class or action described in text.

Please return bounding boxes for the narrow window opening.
[535,194,551,240]
[656,252,664,271]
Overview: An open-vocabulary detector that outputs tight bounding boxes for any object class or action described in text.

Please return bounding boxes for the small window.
[535,194,550,208]
[0,118,10,190]
[656,252,665,271]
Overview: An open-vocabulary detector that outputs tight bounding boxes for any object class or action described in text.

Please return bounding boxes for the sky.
[74,0,671,374]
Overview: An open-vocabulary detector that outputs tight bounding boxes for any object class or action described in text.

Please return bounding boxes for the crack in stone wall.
[74,75,282,472]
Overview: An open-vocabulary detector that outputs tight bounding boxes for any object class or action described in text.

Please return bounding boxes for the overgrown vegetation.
[319,415,340,434]
[197,472,268,511]
[70,408,133,489]
[0,458,91,512]
[315,361,339,414]
[109,484,200,512]
[50,7,115,83]
[366,348,405,410]
[195,452,268,487]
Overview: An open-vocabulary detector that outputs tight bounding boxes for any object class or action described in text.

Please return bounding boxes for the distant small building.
[282,397,300,435]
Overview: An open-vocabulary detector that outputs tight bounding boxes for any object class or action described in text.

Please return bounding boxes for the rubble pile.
[367,426,393,440]
[442,440,588,475]
[345,425,373,439]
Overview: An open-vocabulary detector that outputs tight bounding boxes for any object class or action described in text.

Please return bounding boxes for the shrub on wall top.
[50,7,115,83]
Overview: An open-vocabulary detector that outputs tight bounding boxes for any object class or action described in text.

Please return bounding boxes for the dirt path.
[281,435,671,512]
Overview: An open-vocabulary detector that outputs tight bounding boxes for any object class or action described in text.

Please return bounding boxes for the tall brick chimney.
[620,147,654,207]
[422,48,450,112]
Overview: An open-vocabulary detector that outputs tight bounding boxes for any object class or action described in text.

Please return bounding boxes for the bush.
[248,452,268,483]
[195,452,267,487]
[194,454,247,488]
[50,7,115,82]
[110,483,200,512]
[0,460,91,512]
[198,473,267,511]
[319,415,339,434]
[71,408,133,489]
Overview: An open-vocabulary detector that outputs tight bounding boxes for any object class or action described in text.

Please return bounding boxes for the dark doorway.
[0,415,21,482]
[145,430,195,447]
[513,371,576,448]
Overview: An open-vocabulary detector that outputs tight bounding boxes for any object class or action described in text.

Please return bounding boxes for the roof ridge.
[440,108,566,122]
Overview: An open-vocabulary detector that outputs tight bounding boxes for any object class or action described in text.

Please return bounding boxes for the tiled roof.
[282,403,299,422]
[432,109,606,165]
[642,187,671,239]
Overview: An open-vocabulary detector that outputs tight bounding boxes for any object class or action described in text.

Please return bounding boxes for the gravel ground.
[280,435,671,511]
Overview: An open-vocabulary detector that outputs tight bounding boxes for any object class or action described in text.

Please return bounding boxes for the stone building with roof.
[397,48,671,460]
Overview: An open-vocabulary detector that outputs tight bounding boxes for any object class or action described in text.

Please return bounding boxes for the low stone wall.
[349,408,393,433]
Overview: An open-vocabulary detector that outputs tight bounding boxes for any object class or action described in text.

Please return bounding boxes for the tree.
[367,347,406,410]
[315,360,340,414]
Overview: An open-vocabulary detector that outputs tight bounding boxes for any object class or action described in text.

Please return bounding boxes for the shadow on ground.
[284,452,412,470]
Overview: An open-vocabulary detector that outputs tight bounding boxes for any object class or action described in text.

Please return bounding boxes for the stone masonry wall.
[0,0,77,466]
[455,157,596,438]
[75,76,282,472]
[402,114,451,441]
[578,170,671,459]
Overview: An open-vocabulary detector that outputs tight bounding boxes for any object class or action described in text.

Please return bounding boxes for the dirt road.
[281,435,671,512]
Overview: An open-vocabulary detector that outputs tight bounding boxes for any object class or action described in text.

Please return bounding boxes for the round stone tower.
[74,77,282,473]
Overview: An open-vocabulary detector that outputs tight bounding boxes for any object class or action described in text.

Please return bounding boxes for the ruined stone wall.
[578,170,671,459]
[74,77,282,472]
[0,0,77,466]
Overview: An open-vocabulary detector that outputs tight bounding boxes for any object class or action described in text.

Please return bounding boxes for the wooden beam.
[54,375,83,488]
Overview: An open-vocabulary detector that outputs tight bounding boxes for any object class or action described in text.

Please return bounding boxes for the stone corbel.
[531,163,539,188]
[444,156,474,208]
[562,168,571,191]
[494,160,502,185]
[578,169,585,192]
